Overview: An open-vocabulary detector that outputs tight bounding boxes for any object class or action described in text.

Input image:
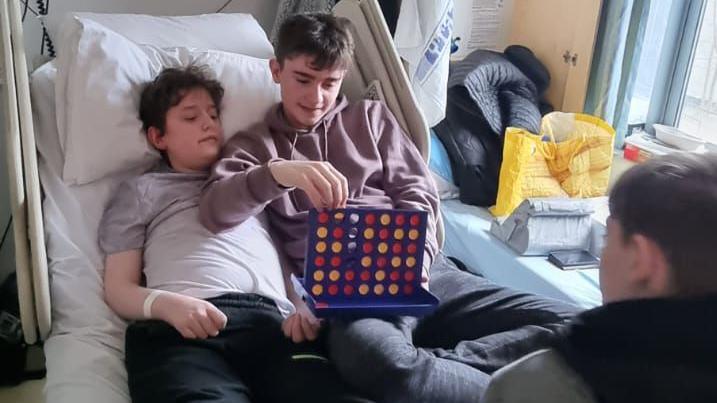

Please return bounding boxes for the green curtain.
[584,0,652,146]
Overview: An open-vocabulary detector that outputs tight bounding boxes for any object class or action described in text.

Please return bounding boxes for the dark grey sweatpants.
[328,253,581,403]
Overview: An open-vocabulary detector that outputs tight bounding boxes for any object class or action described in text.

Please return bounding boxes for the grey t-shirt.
[99,164,293,316]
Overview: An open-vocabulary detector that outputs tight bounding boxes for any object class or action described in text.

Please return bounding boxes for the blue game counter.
[440,200,603,309]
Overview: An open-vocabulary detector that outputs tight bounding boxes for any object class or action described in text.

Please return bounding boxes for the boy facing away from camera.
[200,14,579,403]
[482,153,717,403]
[100,66,371,403]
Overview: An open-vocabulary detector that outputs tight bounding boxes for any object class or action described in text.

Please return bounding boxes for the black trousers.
[125,293,372,403]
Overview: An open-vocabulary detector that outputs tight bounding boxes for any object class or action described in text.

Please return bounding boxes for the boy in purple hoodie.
[201,13,578,403]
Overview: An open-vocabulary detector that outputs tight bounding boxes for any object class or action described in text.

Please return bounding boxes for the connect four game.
[302,208,439,318]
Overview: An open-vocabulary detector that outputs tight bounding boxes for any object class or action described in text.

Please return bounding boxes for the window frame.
[645,0,706,133]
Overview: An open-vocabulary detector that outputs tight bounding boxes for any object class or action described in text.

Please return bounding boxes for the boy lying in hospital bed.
[99,66,370,403]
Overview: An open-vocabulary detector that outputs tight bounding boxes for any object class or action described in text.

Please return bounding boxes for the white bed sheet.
[32,61,133,403]
[441,200,602,309]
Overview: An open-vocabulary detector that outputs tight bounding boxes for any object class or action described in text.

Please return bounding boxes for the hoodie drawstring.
[290,133,298,161]
[322,121,329,162]
[289,122,329,163]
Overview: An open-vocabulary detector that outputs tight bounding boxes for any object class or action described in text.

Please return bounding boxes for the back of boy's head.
[138,65,224,134]
[609,152,717,296]
[275,13,355,70]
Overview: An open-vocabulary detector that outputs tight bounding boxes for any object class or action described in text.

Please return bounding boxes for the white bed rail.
[1,0,51,343]
[2,0,37,344]
[335,0,431,160]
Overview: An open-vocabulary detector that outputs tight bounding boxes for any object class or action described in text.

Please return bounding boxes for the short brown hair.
[275,13,355,70]
[609,152,717,296]
[138,65,224,134]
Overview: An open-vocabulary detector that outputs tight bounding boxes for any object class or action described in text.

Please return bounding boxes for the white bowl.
[705,141,717,153]
[653,124,705,151]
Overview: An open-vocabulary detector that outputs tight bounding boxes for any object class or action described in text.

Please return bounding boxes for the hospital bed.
[0,0,442,401]
[440,200,603,309]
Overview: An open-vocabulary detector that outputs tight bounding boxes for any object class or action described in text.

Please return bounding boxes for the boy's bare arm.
[104,250,227,339]
[104,249,149,320]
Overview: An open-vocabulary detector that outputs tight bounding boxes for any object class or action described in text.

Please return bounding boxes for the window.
[678,0,717,144]
[628,0,675,126]
[618,0,705,140]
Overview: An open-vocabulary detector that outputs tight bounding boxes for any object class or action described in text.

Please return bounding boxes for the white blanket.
[32,61,133,403]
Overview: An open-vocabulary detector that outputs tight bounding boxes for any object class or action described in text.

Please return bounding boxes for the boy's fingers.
[304,182,327,209]
[332,181,343,209]
[299,315,317,341]
[313,165,340,208]
[308,321,319,340]
[325,163,348,208]
[180,326,197,339]
[198,313,219,337]
[299,169,325,208]
[308,168,334,207]
[291,315,304,343]
[189,320,209,339]
[282,316,292,338]
[208,307,227,329]
[307,314,320,327]
[340,174,349,207]
[324,168,343,209]
[329,164,349,203]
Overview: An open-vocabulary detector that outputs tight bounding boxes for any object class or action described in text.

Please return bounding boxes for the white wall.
[20,0,280,68]
[451,0,514,60]
[0,0,280,282]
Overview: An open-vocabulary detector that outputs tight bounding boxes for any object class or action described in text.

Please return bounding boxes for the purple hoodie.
[200,95,439,275]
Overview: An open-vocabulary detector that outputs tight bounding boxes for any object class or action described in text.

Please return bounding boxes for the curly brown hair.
[138,65,224,135]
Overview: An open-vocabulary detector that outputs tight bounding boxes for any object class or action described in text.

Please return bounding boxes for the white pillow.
[53,13,274,154]
[57,19,281,185]
[49,12,274,58]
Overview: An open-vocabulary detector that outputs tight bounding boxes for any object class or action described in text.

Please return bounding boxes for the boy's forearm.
[105,280,154,321]
[104,250,165,321]
[104,251,147,320]
[200,163,289,233]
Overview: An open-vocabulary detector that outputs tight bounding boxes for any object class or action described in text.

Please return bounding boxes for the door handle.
[562,51,578,66]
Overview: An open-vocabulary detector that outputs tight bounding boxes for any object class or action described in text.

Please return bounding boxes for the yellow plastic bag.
[491,112,615,217]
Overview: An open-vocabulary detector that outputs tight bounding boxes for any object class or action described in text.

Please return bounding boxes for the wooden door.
[507,0,602,112]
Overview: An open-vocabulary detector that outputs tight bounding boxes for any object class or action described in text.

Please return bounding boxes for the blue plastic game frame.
[302,208,439,318]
